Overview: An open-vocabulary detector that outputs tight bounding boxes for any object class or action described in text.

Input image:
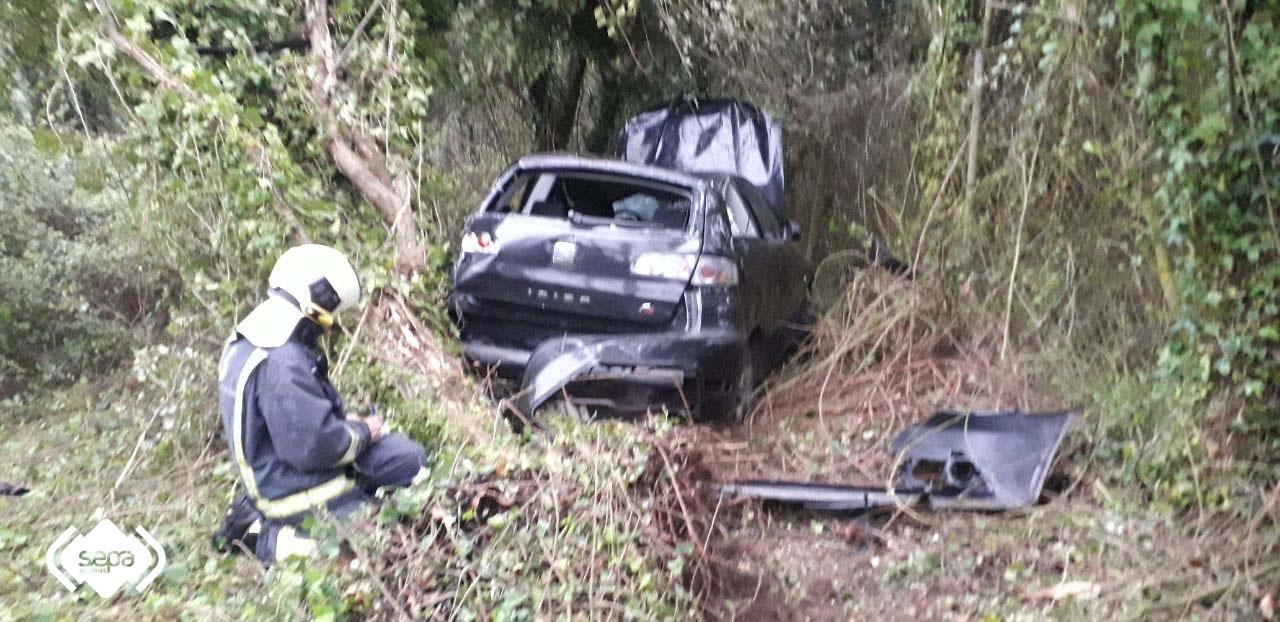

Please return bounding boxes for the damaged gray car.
[450,98,813,422]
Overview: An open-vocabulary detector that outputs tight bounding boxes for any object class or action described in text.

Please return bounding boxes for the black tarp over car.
[617,97,786,219]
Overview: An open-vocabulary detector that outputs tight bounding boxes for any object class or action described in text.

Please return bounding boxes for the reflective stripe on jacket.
[217,336,371,519]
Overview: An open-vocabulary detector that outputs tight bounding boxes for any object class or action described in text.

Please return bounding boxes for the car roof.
[514,154,709,190]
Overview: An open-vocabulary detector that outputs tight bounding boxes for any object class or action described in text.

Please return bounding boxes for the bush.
[0,124,174,399]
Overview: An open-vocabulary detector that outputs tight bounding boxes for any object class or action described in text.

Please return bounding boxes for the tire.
[725,349,755,424]
[782,301,818,359]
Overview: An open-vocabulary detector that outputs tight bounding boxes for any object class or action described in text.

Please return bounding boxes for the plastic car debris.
[717,410,1076,513]
[714,481,923,512]
[502,332,743,424]
[0,482,29,496]
[890,410,1076,510]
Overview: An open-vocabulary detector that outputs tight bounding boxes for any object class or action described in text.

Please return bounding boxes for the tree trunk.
[305,0,423,274]
[585,62,625,155]
[530,52,588,152]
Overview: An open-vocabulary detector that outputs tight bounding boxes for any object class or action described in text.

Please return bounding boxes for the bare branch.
[306,0,422,273]
[338,0,385,66]
[90,0,200,101]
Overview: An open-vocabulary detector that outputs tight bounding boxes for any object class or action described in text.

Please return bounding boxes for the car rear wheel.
[725,350,755,424]
[782,301,818,359]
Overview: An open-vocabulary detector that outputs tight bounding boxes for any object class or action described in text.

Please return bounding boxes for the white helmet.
[237,245,362,348]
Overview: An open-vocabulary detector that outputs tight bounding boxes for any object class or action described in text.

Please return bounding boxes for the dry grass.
[674,269,1280,619]
[702,271,1040,486]
[357,416,717,620]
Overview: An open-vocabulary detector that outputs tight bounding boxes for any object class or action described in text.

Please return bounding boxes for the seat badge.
[551,240,577,266]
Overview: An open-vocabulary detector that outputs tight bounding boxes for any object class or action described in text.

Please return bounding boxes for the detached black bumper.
[473,330,748,422]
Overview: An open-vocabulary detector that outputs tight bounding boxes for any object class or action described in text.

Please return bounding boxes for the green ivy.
[1119,0,1280,480]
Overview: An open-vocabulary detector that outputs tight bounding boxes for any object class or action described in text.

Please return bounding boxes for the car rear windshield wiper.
[567,210,661,229]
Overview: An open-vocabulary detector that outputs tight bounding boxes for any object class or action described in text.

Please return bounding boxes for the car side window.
[490,175,532,213]
[725,185,760,238]
[735,180,781,239]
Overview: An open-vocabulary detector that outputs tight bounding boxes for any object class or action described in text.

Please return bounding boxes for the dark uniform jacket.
[217,336,371,519]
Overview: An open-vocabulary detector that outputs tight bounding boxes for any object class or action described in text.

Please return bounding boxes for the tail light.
[631,253,738,286]
[689,256,739,286]
[461,231,499,255]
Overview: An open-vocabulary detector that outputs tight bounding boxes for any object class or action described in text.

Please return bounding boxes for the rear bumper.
[453,289,671,378]
[466,329,748,421]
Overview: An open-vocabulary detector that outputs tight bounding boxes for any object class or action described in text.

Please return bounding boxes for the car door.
[722,180,772,337]
[736,180,809,320]
[732,179,811,372]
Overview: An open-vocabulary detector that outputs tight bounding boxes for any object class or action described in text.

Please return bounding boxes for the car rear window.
[489,171,691,229]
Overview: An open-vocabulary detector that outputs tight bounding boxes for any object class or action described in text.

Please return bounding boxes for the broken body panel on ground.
[718,410,1077,512]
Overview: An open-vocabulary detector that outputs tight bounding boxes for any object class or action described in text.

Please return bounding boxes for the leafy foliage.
[362,416,704,620]
[1,0,1277,618]
[0,125,173,398]
[1119,0,1280,474]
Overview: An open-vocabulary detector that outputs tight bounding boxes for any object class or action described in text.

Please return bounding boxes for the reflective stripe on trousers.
[274,525,316,562]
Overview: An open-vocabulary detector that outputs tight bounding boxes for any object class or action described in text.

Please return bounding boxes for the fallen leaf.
[1260,591,1275,620]
[834,522,867,544]
[1026,580,1100,602]
[429,505,449,521]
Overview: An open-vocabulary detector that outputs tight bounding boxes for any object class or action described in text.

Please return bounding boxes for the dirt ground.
[669,276,1275,620]
[687,403,1272,622]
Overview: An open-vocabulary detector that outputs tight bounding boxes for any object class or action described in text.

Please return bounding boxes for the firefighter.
[212,244,427,563]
